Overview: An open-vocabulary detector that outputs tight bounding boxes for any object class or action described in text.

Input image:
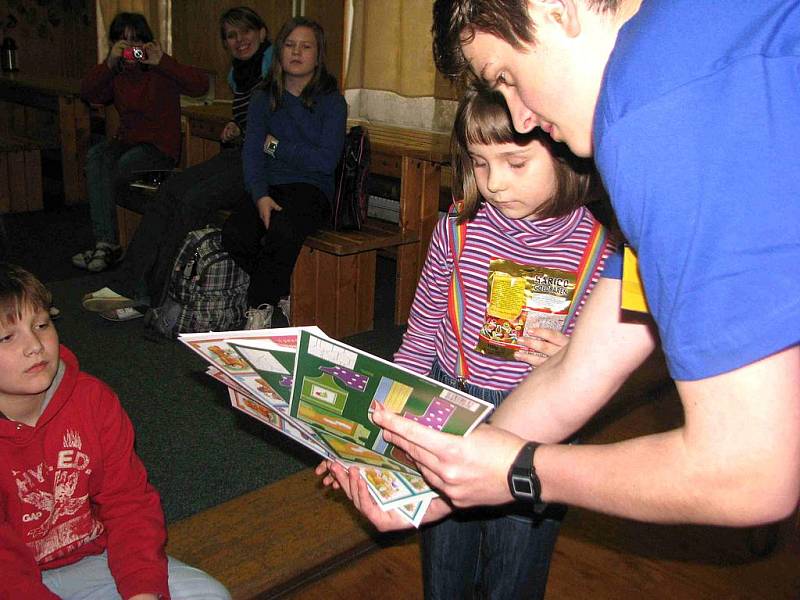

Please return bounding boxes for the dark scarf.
[231,41,270,92]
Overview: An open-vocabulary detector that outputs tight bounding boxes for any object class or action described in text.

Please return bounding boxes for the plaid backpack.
[145,227,249,338]
[330,125,371,230]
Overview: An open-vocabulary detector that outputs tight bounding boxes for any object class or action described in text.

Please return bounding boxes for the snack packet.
[475,259,577,359]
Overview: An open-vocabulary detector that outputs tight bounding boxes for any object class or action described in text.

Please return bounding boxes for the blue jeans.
[421,362,564,600]
[85,139,173,244]
[41,550,230,600]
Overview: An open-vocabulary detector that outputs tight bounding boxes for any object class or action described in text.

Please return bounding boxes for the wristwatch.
[507,441,546,512]
[264,137,279,157]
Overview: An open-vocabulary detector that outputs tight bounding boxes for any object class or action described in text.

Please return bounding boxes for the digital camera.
[122,46,146,61]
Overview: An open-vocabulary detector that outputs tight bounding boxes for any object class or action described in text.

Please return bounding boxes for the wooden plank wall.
[0,0,96,79]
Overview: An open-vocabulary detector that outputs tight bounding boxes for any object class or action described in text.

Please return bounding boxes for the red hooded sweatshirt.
[0,346,170,599]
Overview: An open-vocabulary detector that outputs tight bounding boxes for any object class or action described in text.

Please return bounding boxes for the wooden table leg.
[394,157,441,325]
[58,96,90,204]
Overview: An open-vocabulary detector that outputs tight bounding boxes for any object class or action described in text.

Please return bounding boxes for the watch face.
[511,473,534,498]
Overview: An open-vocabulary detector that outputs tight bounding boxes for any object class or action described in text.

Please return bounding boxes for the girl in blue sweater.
[223,17,347,329]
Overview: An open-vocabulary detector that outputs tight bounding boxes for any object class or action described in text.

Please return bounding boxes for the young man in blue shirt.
[321,0,800,530]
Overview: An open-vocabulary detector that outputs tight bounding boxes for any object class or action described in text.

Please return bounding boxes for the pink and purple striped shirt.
[393,202,616,391]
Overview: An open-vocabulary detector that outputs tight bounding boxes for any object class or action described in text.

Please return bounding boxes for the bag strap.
[446,202,470,387]
[562,220,609,332]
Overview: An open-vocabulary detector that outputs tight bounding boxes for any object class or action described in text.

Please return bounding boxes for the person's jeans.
[85,139,173,245]
[222,182,330,307]
[111,147,247,305]
[420,362,564,600]
[41,550,230,600]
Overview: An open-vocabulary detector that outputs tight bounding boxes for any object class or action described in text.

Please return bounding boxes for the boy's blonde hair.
[451,86,605,222]
[0,263,52,324]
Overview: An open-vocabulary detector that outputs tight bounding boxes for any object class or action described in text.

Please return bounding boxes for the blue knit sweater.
[243,87,347,202]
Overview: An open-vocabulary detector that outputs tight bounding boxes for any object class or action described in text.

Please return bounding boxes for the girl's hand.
[106,40,129,69]
[316,460,453,532]
[514,328,569,367]
[142,41,164,65]
[256,195,282,229]
[221,121,242,143]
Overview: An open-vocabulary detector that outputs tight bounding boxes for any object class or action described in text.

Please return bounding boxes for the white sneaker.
[82,287,135,312]
[278,296,291,322]
[244,304,273,330]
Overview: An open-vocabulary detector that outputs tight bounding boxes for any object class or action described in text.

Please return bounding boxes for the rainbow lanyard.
[446,203,609,387]
[562,220,608,332]
[446,203,470,387]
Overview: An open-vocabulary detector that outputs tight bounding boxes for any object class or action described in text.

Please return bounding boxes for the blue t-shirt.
[594,0,800,380]
[243,88,347,201]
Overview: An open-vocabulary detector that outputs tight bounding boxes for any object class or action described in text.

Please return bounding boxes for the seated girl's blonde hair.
[451,86,606,222]
[0,263,52,324]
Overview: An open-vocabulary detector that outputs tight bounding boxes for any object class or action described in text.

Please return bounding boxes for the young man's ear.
[527,0,582,38]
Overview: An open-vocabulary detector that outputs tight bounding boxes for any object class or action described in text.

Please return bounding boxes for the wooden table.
[0,72,90,204]
[180,102,451,326]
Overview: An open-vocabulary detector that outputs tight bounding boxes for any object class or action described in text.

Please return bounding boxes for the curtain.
[344,0,436,97]
[342,0,455,131]
[96,0,172,61]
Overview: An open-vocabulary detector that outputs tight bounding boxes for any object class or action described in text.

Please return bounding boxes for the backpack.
[145,227,249,338]
[330,125,371,231]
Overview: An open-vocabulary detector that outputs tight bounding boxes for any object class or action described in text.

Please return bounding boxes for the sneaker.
[87,242,123,272]
[71,248,95,270]
[72,242,122,272]
[48,306,61,320]
[100,307,144,322]
[278,296,291,322]
[82,287,135,312]
[244,304,273,330]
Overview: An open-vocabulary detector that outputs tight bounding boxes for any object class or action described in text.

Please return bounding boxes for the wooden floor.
[286,370,800,599]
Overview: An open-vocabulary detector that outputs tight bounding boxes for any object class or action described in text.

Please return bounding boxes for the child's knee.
[166,557,231,600]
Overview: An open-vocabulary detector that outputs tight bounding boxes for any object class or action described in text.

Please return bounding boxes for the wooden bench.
[290,218,418,338]
[0,133,59,213]
[180,104,450,328]
[165,468,382,600]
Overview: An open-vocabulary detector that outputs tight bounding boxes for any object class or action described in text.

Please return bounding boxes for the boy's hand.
[142,41,164,66]
[128,594,159,600]
[514,327,568,367]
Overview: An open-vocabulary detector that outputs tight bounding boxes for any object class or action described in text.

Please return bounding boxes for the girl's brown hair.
[0,263,52,324]
[451,86,606,222]
[261,17,337,111]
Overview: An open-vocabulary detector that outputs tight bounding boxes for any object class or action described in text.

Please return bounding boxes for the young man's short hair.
[451,86,605,221]
[0,263,51,324]
[432,0,620,81]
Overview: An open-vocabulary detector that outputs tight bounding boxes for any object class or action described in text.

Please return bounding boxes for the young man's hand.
[256,195,282,229]
[372,404,526,508]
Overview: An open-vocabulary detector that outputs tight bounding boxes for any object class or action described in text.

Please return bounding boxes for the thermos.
[1,37,18,72]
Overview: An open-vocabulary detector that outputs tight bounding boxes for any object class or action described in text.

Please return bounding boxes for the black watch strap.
[507,441,545,512]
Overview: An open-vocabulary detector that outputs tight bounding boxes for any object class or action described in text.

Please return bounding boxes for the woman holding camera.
[222,16,347,329]
[82,7,275,322]
[76,12,208,273]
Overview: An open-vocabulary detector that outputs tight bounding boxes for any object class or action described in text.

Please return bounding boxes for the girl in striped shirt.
[391,87,616,599]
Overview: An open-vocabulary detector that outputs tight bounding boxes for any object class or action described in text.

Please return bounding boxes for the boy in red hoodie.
[0,264,229,599]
